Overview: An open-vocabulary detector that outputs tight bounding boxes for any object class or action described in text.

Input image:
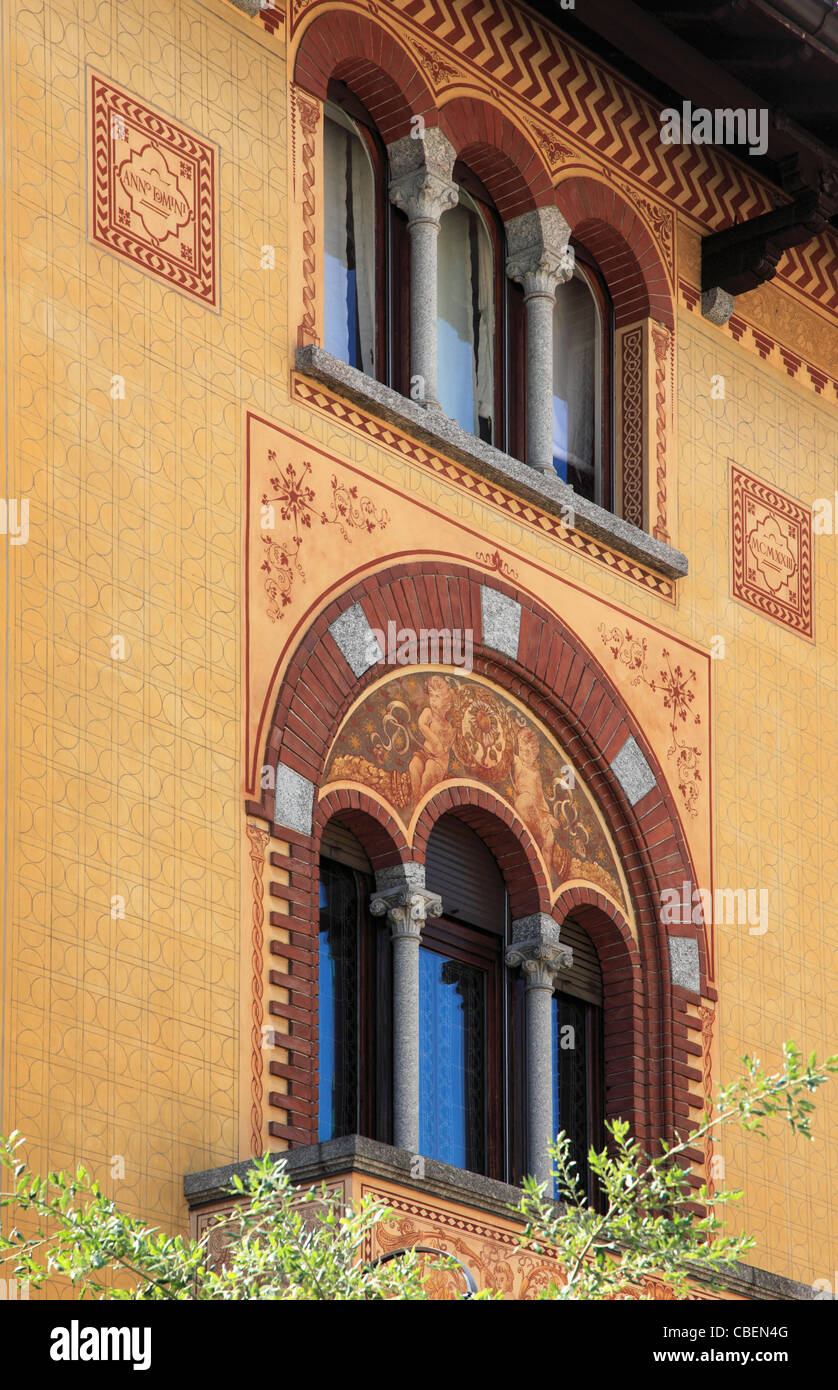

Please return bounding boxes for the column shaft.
[392,931,421,1150]
[525,979,556,1188]
[408,217,442,409]
[525,290,557,474]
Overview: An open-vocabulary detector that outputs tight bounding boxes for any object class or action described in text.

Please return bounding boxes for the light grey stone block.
[610,736,656,806]
[274,763,315,836]
[701,286,735,326]
[328,602,381,677]
[481,586,521,659]
[668,935,701,992]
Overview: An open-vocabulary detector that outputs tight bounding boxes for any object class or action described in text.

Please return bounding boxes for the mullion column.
[387,130,458,411]
[371,863,442,1152]
[507,913,573,1186]
[505,207,574,475]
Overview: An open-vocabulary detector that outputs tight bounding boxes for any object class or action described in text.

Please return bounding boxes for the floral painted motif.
[598,624,702,818]
[260,453,389,620]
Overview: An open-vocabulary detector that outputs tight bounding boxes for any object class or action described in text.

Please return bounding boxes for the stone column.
[506,208,574,475]
[370,863,442,1152]
[387,129,458,411]
[506,913,573,1187]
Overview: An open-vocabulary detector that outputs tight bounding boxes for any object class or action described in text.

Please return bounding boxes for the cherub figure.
[408,676,456,801]
[513,727,561,865]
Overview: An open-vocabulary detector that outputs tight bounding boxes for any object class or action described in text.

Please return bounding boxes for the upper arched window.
[437,184,496,442]
[323,100,378,376]
[322,85,411,393]
[435,168,527,458]
[552,253,612,508]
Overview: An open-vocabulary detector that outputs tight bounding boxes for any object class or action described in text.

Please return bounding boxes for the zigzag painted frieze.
[289,0,838,319]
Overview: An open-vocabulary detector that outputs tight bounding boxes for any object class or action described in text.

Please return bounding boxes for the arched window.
[322,85,410,391]
[317,822,391,1143]
[552,253,612,507]
[437,183,497,442]
[317,816,605,1197]
[551,918,604,1203]
[423,815,507,1177]
[323,99,378,376]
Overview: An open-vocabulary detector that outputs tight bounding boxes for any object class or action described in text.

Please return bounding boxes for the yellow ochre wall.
[0,0,836,1292]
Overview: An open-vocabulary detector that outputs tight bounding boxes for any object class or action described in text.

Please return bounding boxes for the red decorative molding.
[699,1005,716,1202]
[620,327,644,531]
[554,177,674,330]
[291,375,676,600]
[679,278,838,404]
[291,0,838,320]
[246,823,270,1156]
[89,73,218,309]
[651,323,671,544]
[296,92,320,349]
[730,463,814,641]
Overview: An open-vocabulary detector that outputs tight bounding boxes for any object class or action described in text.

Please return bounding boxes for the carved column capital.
[387,129,459,227]
[506,912,573,989]
[505,206,574,301]
[370,863,442,940]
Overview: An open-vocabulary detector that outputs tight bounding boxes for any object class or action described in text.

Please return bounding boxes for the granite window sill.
[295,345,688,582]
[184,1134,811,1300]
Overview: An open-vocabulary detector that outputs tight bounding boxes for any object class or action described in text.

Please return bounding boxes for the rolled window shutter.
[320,821,372,874]
[425,815,505,935]
[557,919,603,1006]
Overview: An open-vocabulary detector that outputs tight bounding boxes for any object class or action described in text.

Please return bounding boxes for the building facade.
[1,0,836,1299]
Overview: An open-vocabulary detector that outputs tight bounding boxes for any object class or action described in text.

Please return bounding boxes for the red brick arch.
[252,560,710,1155]
[555,175,674,329]
[292,11,436,143]
[438,96,554,220]
[412,786,550,921]
[315,788,409,870]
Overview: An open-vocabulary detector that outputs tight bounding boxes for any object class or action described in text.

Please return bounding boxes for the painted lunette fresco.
[322,669,629,912]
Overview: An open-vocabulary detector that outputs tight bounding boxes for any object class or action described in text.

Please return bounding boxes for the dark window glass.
[318,860,360,1140]
[419,947,487,1171]
[317,846,392,1145]
[551,990,603,1203]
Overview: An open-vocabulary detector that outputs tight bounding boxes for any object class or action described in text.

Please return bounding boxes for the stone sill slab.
[184,1134,813,1302]
[295,345,688,582]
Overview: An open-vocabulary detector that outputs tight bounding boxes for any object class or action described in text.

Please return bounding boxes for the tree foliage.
[1,1042,833,1301]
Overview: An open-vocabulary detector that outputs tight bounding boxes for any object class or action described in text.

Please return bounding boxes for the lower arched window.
[317,815,605,1196]
[551,919,604,1203]
[317,824,392,1143]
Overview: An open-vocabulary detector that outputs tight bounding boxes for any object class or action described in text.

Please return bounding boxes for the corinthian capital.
[370,863,442,941]
[505,207,574,300]
[506,912,573,988]
[387,128,459,226]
